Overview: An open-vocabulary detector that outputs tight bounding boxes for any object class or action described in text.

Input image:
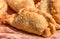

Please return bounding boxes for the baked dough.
[7,0,36,12]
[0,0,7,12]
[5,10,48,35]
[5,0,58,37]
[0,0,7,18]
[36,0,56,37]
[50,0,60,29]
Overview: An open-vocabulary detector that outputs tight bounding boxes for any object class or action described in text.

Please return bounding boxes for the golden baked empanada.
[50,0,60,29]
[0,0,7,18]
[5,0,57,37]
[5,10,48,35]
[36,0,56,37]
[7,0,36,12]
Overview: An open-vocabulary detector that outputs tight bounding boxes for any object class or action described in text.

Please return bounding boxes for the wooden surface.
[0,24,60,39]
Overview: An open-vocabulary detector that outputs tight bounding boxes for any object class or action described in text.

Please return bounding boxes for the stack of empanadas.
[1,0,60,38]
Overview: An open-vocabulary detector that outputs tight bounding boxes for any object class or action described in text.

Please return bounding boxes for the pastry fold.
[50,0,60,29]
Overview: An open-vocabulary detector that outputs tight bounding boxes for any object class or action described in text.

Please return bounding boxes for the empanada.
[5,10,48,35]
[0,0,7,22]
[7,0,36,12]
[5,0,56,37]
[36,0,56,37]
[0,0,7,12]
[50,0,60,29]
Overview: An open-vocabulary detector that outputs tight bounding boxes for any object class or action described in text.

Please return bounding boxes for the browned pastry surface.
[0,0,60,38]
[49,0,60,29]
[6,0,56,37]
[5,0,59,37]
[0,3,60,39]
[0,0,7,23]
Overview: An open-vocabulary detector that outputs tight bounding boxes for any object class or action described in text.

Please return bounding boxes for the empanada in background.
[5,0,57,37]
[0,0,7,12]
[35,0,57,37]
[36,0,60,30]
[0,0,7,23]
[6,0,37,12]
[50,0,60,29]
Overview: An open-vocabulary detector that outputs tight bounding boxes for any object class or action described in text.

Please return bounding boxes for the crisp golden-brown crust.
[0,0,7,12]
[50,0,60,29]
[5,0,60,38]
[5,10,48,35]
[7,0,36,12]
[53,14,60,24]
[50,0,60,14]
[0,0,7,22]
[36,0,57,37]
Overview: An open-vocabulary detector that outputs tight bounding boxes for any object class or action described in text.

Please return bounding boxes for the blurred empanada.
[50,0,60,29]
[0,0,7,18]
[7,0,36,12]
